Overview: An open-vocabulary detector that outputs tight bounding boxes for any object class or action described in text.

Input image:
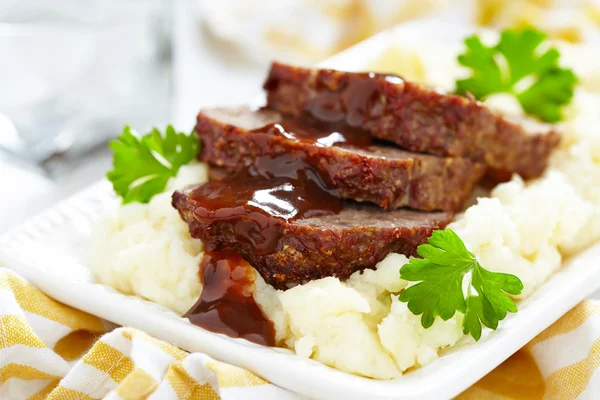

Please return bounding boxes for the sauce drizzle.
[308,72,402,127]
[188,153,343,254]
[185,251,276,346]
[254,113,373,148]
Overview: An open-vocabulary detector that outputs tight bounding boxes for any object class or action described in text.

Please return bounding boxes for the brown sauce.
[253,113,373,148]
[185,251,276,346]
[188,153,343,254]
[309,72,403,127]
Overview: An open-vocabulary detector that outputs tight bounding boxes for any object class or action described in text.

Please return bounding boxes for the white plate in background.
[3,21,600,400]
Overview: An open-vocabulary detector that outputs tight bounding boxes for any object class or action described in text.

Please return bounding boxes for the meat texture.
[173,187,452,288]
[264,62,561,179]
[196,106,486,212]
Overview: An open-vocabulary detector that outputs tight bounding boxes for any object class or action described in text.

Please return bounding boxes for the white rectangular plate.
[3,181,600,400]
[3,21,600,400]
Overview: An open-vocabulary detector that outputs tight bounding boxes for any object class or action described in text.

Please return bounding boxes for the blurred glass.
[0,0,172,168]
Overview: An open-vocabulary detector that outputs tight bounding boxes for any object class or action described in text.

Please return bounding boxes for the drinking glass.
[0,0,173,168]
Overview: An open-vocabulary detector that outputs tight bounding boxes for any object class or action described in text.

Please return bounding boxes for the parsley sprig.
[456,28,577,123]
[107,126,200,204]
[399,229,523,341]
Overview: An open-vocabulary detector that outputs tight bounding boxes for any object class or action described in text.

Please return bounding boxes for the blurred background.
[1,0,599,230]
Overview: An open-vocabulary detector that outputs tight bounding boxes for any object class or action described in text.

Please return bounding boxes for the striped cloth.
[458,300,600,400]
[1,267,598,399]
[0,269,300,400]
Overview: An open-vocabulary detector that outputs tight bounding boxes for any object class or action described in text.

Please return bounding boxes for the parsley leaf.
[107,125,200,204]
[399,228,523,341]
[456,28,578,123]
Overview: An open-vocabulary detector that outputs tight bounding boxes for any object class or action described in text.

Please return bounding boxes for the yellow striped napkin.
[459,300,600,400]
[1,267,598,399]
[0,269,300,400]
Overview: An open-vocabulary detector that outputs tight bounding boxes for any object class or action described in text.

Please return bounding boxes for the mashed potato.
[91,164,209,314]
[261,255,465,379]
[92,37,600,379]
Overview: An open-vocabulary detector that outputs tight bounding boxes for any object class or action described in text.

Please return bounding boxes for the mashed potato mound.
[451,172,599,299]
[92,38,600,379]
[254,253,464,379]
[91,163,209,314]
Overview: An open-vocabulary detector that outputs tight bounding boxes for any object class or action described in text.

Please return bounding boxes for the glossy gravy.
[184,251,276,346]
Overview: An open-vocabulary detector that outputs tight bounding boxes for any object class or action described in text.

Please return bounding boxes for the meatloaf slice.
[173,187,452,288]
[196,107,486,212]
[264,62,561,179]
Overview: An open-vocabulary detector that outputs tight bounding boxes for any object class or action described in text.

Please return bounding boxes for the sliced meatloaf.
[196,106,486,212]
[264,62,561,179]
[173,187,452,288]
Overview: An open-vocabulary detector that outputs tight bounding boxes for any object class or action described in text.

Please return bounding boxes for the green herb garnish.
[456,28,577,123]
[107,126,200,204]
[399,228,523,341]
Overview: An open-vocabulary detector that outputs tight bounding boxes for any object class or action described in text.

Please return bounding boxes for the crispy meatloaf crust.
[196,107,486,212]
[173,188,452,288]
[264,62,561,179]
